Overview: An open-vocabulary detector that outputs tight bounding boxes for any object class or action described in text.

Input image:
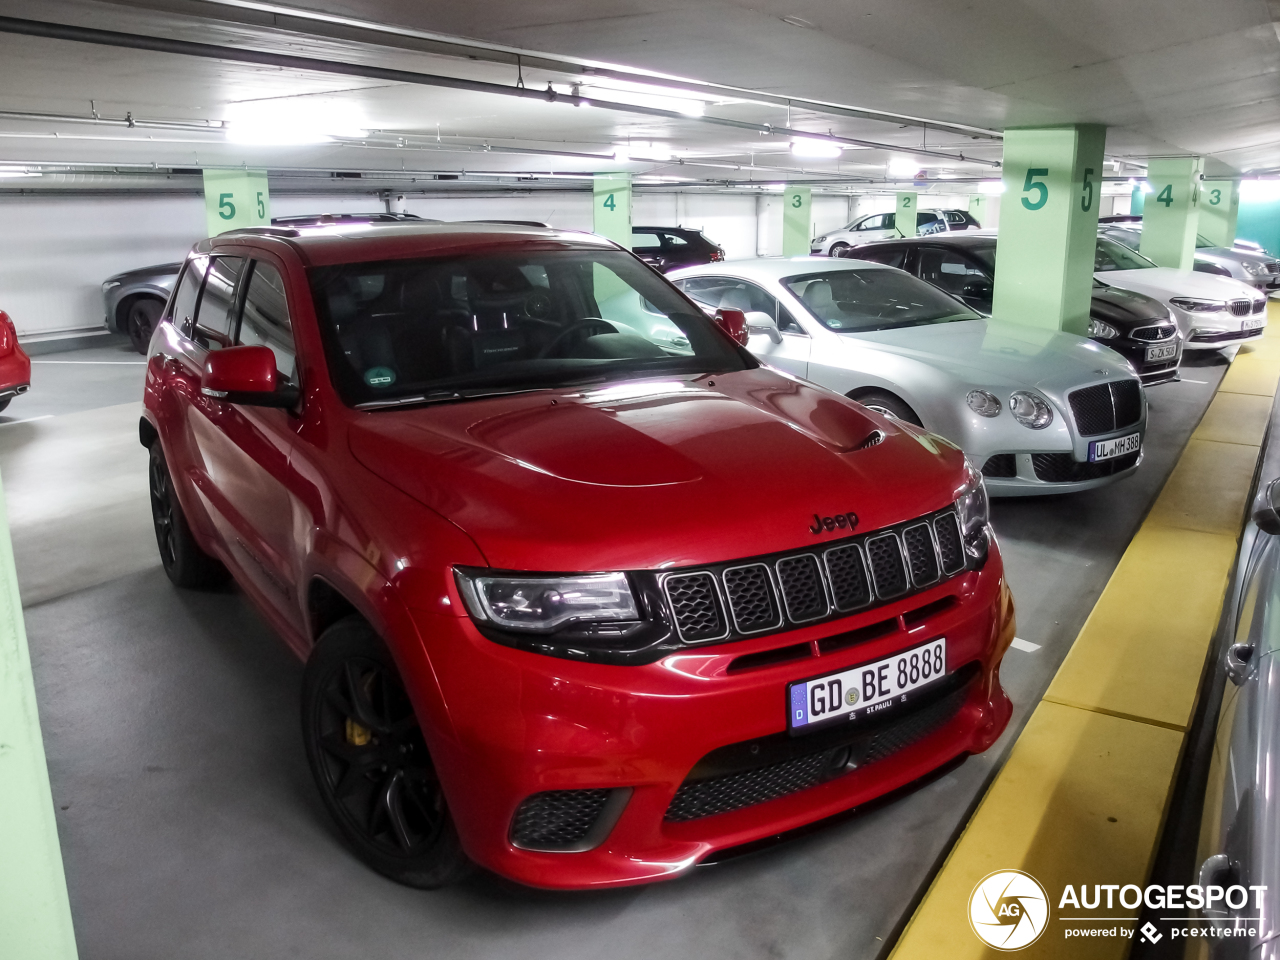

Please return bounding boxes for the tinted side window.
[170,257,208,334]
[238,262,296,382]
[916,211,942,227]
[661,232,690,247]
[852,246,908,269]
[630,232,662,250]
[193,256,245,349]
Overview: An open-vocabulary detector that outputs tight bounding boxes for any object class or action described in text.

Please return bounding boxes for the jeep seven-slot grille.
[662,509,967,645]
[1067,379,1143,436]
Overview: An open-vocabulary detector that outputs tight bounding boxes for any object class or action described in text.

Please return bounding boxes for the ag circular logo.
[968,870,1049,950]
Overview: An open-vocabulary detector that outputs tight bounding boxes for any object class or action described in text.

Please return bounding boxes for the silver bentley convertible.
[665,257,1146,497]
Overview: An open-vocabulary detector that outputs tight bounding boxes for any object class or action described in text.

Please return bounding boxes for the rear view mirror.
[744,311,782,344]
[713,308,749,347]
[1254,477,1280,535]
[201,345,299,408]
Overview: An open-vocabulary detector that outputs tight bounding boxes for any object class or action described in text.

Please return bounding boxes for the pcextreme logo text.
[968,871,1268,949]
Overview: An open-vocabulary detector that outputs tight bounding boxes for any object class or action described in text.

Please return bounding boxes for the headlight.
[816,236,827,242]
[1243,260,1265,276]
[455,570,639,633]
[102,280,120,291]
[966,389,1001,417]
[956,461,990,561]
[1087,318,1120,339]
[1009,391,1054,429]
[1170,297,1226,313]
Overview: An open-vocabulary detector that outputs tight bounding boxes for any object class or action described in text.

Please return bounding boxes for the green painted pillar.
[1139,157,1204,269]
[968,194,990,228]
[1199,180,1240,248]
[990,124,1105,336]
[782,185,812,256]
[202,169,270,237]
[1131,183,1146,217]
[895,192,918,237]
[0,469,79,960]
[593,174,633,302]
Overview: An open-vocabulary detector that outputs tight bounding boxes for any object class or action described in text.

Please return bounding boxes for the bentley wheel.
[853,391,923,426]
[148,444,229,588]
[302,617,471,889]
[126,297,163,354]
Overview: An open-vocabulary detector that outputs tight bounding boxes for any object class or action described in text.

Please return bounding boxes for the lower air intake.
[511,789,612,850]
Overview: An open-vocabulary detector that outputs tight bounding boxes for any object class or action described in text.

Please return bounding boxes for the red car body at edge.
[0,311,31,411]
[140,222,1014,890]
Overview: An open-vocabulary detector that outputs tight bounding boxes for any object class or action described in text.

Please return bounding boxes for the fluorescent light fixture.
[0,166,39,178]
[887,157,921,179]
[790,138,843,159]
[225,99,368,146]
[1241,179,1280,203]
[978,180,1006,195]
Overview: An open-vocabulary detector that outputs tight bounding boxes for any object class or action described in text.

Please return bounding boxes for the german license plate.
[1145,343,1177,361]
[1243,317,1265,331]
[1089,432,1141,462]
[787,638,946,734]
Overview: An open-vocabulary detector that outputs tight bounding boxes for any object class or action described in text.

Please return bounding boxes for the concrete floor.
[14,344,1230,960]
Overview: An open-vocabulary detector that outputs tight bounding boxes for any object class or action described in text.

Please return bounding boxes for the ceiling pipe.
[0,15,999,168]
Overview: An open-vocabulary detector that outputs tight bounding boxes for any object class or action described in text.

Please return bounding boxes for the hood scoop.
[857,429,886,449]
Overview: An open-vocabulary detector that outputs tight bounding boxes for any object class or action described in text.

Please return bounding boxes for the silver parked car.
[1193,473,1280,956]
[1094,237,1268,351]
[811,209,981,257]
[667,257,1146,496]
[101,261,180,353]
[1100,223,1280,294]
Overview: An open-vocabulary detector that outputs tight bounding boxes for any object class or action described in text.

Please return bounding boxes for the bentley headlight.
[1087,318,1120,339]
[1171,297,1226,313]
[966,389,1001,417]
[956,461,990,561]
[1009,391,1054,429]
[455,570,639,633]
[1243,260,1265,276]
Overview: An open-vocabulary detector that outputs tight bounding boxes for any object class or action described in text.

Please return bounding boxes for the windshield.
[782,268,981,333]
[309,249,751,407]
[1195,234,1216,249]
[965,241,997,271]
[1095,237,1157,271]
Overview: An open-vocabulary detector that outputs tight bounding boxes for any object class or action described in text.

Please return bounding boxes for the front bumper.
[410,551,1013,889]
[1186,327,1266,349]
[1101,338,1182,386]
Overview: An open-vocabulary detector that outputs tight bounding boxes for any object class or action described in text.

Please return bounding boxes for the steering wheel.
[538,318,617,358]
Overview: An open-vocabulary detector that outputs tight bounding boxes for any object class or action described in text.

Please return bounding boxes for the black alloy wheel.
[302,617,471,888]
[147,444,229,588]
[126,297,163,354]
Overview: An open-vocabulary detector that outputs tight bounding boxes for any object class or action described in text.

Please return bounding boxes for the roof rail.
[216,226,301,239]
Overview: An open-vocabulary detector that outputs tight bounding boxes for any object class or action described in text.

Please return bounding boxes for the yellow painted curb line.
[889,308,1280,960]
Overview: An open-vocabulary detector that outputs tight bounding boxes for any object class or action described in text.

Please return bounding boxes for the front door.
[675,275,811,377]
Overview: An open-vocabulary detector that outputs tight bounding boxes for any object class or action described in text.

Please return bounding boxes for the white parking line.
[1179,378,1209,384]
[31,360,146,365]
[1010,637,1041,652]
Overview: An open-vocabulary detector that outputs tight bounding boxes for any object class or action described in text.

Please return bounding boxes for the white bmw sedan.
[665,257,1146,496]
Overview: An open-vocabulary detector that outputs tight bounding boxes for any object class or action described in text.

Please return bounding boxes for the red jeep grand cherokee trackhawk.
[140,223,1013,889]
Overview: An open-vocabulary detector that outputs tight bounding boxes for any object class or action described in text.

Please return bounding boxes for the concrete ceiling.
[0,0,1277,191]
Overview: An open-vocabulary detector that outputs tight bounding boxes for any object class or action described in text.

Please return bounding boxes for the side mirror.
[713,307,749,347]
[201,345,299,408]
[1254,477,1280,535]
[743,310,783,344]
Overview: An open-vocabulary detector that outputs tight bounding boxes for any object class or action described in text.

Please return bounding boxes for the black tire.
[302,617,471,889]
[148,443,230,588]
[0,397,12,414]
[852,390,923,426]
[828,242,850,258]
[126,297,163,354]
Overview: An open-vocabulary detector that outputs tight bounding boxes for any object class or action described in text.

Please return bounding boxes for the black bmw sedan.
[843,233,1183,385]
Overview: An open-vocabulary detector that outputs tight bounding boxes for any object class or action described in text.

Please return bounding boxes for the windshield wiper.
[355,386,553,411]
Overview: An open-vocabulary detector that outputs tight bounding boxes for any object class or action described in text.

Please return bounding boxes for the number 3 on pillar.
[1021,168,1049,211]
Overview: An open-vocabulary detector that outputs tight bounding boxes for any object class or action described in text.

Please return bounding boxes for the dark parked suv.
[630,226,725,272]
[846,234,1183,385]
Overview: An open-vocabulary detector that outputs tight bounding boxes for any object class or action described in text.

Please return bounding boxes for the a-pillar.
[782,185,812,256]
[1199,180,1240,248]
[1139,157,1204,269]
[895,191,918,237]
[991,125,1105,335]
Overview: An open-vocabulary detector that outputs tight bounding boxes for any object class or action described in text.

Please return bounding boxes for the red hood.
[348,369,966,571]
